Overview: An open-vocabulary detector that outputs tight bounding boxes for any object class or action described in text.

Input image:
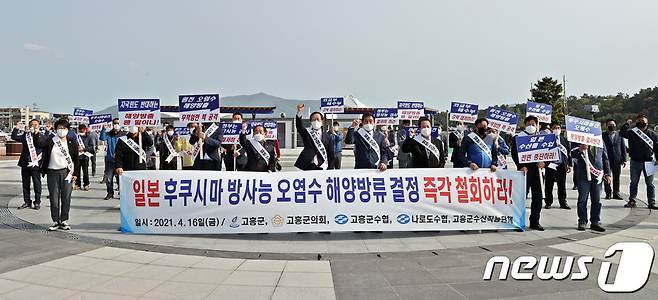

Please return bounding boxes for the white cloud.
[23,43,49,52]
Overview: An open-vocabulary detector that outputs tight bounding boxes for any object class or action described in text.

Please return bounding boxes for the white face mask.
[457,125,464,131]
[79,132,86,136]
[333,126,339,132]
[487,133,497,139]
[363,124,374,132]
[167,131,174,137]
[253,133,265,142]
[233,119,242,124]
[525,125,537,134]
[420,127,432,137]
[311,120,322,130]
[130,126,139,134]
[56,129,68,138]
[552,129,561,136]
[112,124,121,130]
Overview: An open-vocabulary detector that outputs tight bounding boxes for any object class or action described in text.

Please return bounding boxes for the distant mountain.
[95,92,364,119]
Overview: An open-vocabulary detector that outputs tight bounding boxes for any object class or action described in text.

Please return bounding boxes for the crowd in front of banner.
[9,98,658,234]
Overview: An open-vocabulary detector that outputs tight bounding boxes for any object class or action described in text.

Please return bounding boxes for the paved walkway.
[0,157,657,299]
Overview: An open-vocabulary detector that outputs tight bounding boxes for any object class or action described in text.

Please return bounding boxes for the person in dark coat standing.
[602,119,627,200]
[544,122,572,209]
[158,125,178,170]
[74,124,95,191]
[239,123,277,172]
[449,121,467,167]
[222,112,247,171]
[11,119,47,210]
[189,122,224,171]
[294,103,335,170]
[401,117,446,168]
[40,118,80,231]
[345,113,389,171]
[114,126,154,175]
[620,114,658,209]
[572,144,611,231]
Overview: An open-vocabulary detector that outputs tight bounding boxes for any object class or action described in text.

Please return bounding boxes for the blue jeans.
[104,160,116,197]
[577,179,602,225]
[629,160,655,205]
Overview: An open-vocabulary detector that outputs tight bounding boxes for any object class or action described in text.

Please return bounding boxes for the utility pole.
[563,75,567,117]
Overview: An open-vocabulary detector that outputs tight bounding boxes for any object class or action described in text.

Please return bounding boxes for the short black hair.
[29,118,40,124]
[166,125,174,131]
[253,124,267,133]
[310,111,324,121]
[418,116,431,126]
[361,113,375,122]
[475,118,488,126]
[333,121,340,126]
[232,112,243,118]
[549,122,561,128]
[605,119,616,124]
[637,114,648,120]
[112,118,119,122]
[78,124,87,130]
[54,118,70,129]
[524,116,539,124]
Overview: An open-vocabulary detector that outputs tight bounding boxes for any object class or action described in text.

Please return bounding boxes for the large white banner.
[120,168,527,234]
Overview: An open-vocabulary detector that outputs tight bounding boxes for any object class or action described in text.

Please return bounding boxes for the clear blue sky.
[1,0,657,113]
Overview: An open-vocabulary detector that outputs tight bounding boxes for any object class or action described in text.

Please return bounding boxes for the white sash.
[453,130,463,140]
[119,136,146,161]
[557,142,568,157]
[582,149,603,184]
[357,128,380,164]
[190,123,219,161]
[77,134,94,158]
[52,136,75,182]
[413,134,441,161]
[468,132,492,160]
[25,132,42,167]
[163,136,177,163]
[632,127,654,151]
[249,138,270,162]
[307,128,328,169]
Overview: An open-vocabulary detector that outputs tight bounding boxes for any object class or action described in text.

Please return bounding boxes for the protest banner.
[320,97,345,114]
[88,114,112,132]
[119,168,526,234]
[449,102,479,123]
[397,101,424,120]
[248,120,278,140]
[118,99,161,127]
[565,115,603,148]
[179,94,220,123]
[69,107,93,124]
[173,121,190,139]
[220,122,241,145]
[374,108,399,125]
[514,133,559,163]
[526,101,552,124]
[486,107,518,134]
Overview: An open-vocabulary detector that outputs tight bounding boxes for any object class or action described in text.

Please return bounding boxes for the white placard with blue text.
[118,99,161,127]
[526,101,552,124]
[485,108,518,134]
[565,115,603,148]
[320,97,345,114]
[220,122,241,145]
[449,102,479,123]
[374,108,399,125]
[88,114,113,132]
[397,101,425,120]
[179,94,220,123]
[514,133,559,163]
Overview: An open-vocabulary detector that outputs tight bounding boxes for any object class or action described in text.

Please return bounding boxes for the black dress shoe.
[590,223,606,232]
[103,194,114,200]
[560,204,571,210]
[649,204,658,210]
[544,204,551,209]
[577,223,586,231]
[529,224,545,231]
[33,204,40,210]
[612,195,624,200]
[18,203,31,210]
[604,195,611,200]
[624,201,637,208]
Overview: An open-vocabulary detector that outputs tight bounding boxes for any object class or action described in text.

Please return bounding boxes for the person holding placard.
[401,117,446,168]
[189,122,224,171]
[11,119,47,210]
[620,114,658,209]
[114,125,153,175]
[239,123,277,172]
[40,118,80,231]
[449,121,467,168]
[571,144,611,231]
[345,113,389,171]
[543,122,572,210]
[99,118,125,200]
[484,127,510,169]
[294,103,335,171]
[602,119,626,200]
[222,113,247,171]
[510,116,546,231]
[456,118,499,172]
[74,124,95,191]
[329,121,343,169]
[158,125,178,170]
[396,121,412,168]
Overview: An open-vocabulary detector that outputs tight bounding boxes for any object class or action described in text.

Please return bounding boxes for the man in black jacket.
[620,114,658,209]
[189,122,224,170]
[544,122,572,210]
[115,126,154,175]
[158,125,178,170]
[401,117,446,168]
[11,119,47,210]
[222,113,247,171]
[602,119,627,200]
[75,124,95,191]
[239,124,277,172]
[40,118,79,231]
[449,121,466,167]
[294,103,335,170]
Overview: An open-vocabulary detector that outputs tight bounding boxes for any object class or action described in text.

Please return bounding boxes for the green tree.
[530,77,565,124]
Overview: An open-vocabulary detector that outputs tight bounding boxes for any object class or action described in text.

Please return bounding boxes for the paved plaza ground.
[0,151,657,299]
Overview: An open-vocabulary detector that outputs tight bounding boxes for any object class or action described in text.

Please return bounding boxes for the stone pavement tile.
[149,253,205,267]
[78,259,142,276]
[236,259,287,272]
[168,268,232,284]
[113,250,165,264]
[0,278,28,294]
[495,289,610,300]
[5,265,113,291]
[278,272,334,287]
[414,254,470,269]
[393,284,467,300]
[448,281,527,299]
[375,258,423,272]
[329,258,380,274]
[142,281,217,300]
[271,287,336,300]
[428,266,484,284]
[331,271,390,289]
[87,276,164,297]
[382,269,442,287]
[207,284,275,300]
[222,271,281,286]
[70,291,138,300]
[124,264,186,281]
[1,284,78,300]
[39,255,105,271]
[191,257,244,270]
[78,247,136,259]
[284,260,331,273]
[334,286,400,300]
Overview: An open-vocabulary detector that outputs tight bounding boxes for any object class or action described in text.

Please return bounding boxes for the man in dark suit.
[401,117,446,168]
[222,112,247,171]
[345,113,389,171]
[189,122,224,171]
[602,119,627,200]
[294,103,335,170]
[572,144,611,232]
[396,121,412,168]
[114,126,154,175]
[544,122,572,209]
[11,119,47,210]
[239,124,277,172]
[449,121,466,167]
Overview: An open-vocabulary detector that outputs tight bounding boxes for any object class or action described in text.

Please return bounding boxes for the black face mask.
[608,125,616,131]
[637,121,647,129]
[477,126,487,135]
